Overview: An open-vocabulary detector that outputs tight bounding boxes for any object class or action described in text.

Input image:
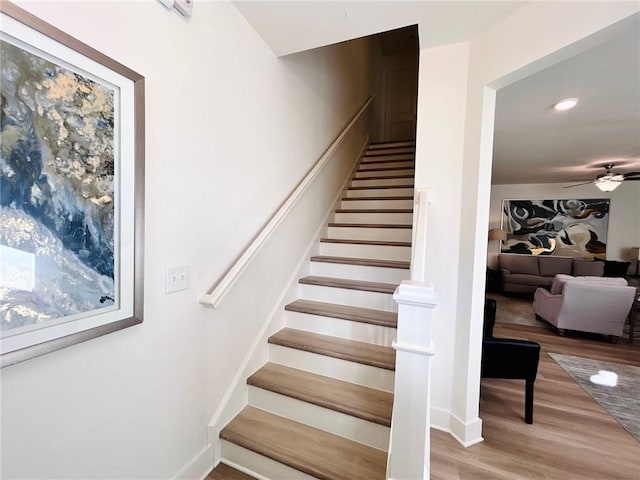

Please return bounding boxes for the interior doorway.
[376,26,419,142]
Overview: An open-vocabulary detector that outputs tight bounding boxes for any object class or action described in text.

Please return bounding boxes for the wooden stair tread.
[356,166,414,173]
[368,140,414,148]
[347,185,414,190]
[285,298,398,327]
[358,160,416,166]
[351,174,414,180]
[207,463,256,480]
[248,363,393,426]
[220,407,387,480]
[328,222,411,229]
[335,208,412,214]
[342,195,413,201]
[319,238,410,247]
[299,275,397,294]
[364,149,415,157]
[269,328,396,370]
[311,255,409,270]
[360,155,415,164]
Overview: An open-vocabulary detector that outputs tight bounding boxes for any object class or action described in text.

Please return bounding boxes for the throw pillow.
[593,259,631,278]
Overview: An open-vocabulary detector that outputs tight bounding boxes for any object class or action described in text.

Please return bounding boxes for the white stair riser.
[248,387,390,451]
[368,141,414,150]
[341,198,413,209]
[319,242,411,261]
[349,177,414,188]
[269,345,395,392]
[284,310,397,346]
[298,284,397,312]
[358,160,415,170]
[364,148,415,156]
[345,187,414,198]
[354,169,414,179]
[334,211,413,224]
[221,441,316,480]
[327,226,412,242]
[310,260,408,284]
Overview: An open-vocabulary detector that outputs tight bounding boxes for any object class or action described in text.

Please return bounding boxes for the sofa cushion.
[538,256,573,277]
[573,260,604,277]
[550,274,574,294]
[503,273,547,287]
[499,255,539,275]
[573,276,628,286]
[551,274,628,295]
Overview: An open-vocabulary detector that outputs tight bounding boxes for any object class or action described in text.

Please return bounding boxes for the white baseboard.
[449,412,483,447]
[430,406,451,432]
[173,443,214,480]
[430,407,484,448]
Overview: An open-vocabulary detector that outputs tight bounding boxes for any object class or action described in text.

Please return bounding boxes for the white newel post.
[387,187,436,480]
[387,281,437,480]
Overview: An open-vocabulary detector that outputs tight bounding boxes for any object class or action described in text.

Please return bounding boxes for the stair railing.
[410,189,430,282]
[199,96,374,308]
[387,187,438,480]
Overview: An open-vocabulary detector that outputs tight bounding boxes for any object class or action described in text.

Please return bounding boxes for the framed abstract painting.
[0,2,144,367]
[501,198,609,258]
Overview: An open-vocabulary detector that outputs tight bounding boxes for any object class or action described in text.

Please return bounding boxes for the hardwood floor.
[431,315,640,480]
[207,463,256,480]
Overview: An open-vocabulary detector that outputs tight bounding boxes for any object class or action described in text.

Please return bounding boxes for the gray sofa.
[497,254,604,294]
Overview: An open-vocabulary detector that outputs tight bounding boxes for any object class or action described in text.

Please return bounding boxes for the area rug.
[549,353,640,442]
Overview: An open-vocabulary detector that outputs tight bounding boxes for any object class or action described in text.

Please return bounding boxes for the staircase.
[215,141,415,479]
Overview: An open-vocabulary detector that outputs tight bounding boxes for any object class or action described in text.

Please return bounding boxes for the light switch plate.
[166,266,189,293]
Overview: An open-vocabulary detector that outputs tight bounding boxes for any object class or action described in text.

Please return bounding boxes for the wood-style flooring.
[206,463,254,480]
[431,318,640,480]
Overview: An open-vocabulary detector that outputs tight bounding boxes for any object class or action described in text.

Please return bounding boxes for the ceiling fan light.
[594,178,621,192]
[554,98,579,111]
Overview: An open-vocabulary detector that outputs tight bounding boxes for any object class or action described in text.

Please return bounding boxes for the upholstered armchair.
[482,299,541,424]
[533,274,636,339]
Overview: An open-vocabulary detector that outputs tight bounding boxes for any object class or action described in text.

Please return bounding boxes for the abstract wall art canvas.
[0,2,144,367]
[1,40,117,329]
[501,198,610,258]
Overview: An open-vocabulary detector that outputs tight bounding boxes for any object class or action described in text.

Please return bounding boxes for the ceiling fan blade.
[623,171,640,179]
[563,181,594,188]
[624,177,640,181]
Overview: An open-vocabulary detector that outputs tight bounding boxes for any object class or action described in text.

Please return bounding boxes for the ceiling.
[233,1,525,56]
[492,15,640,186]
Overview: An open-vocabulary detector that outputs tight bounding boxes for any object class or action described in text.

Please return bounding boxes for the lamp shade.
[594,179,621,192]
[630,247,640,261]
[488,229,508,241]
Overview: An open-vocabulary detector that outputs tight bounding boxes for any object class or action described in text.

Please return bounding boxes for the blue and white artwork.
[0,38,117,333]
[501,199,609,258]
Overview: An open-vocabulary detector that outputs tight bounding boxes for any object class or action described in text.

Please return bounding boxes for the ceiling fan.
[564,163,640,192]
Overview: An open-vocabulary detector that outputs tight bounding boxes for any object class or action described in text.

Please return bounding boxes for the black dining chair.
[481,298,541,424]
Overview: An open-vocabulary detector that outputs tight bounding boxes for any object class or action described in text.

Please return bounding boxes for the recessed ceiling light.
[554,98,579,111]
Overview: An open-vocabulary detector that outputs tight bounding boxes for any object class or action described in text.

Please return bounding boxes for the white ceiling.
[492,15,640,186]
[233,1,525,56]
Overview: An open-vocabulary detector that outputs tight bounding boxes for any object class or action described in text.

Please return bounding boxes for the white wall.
[414,2,639,445]
[413,41,471,438]
[488,182,640,267]
[0,1,376,478]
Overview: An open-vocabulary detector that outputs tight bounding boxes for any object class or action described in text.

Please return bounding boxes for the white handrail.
[200,96,374,308]
[410,188,432,282]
